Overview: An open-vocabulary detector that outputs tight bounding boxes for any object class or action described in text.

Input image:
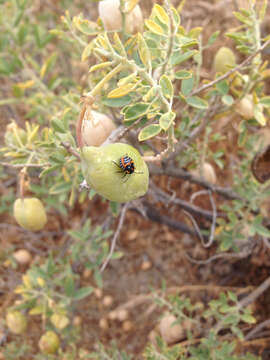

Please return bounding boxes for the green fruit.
[6,311,27,334]
[13,198,47,231]
[213,47,236,74]
[39,331,60,354]
[81,143,149,203]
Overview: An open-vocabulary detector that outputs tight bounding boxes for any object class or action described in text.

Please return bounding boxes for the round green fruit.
[13,198,47,231]
[213,47,236,74]
[81,143,149,203]
[6,311,27,334]
[39,331,60,354]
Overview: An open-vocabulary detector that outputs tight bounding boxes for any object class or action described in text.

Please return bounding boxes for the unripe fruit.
[81,143,149,203]
[6,311,27,334]
[39,331,60,354]
[159,313,184,345]
[98,0,143,34]
[13,249,32,265]
[13,198,47,231]
[82,110,116,147]
[213,47,236,74]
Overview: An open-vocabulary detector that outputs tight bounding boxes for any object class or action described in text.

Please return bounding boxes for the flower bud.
[82,109,116,147]
[98,0,143,33]
[13,198,47,231]
[213,47,236,74]
[39,331,60,354]
[6,311,27,334]
[81,143,149,203]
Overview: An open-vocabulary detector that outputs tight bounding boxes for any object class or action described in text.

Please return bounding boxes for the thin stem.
[100,203,129,272]
[190,38,270,97]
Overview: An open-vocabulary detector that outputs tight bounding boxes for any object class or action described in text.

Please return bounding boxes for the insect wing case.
[81,143,149,203]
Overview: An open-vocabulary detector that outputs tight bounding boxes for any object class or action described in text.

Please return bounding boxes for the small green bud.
[39,331,60,354]
[81,143,149,203]
[13,198,47,231]
[213,47,236,74]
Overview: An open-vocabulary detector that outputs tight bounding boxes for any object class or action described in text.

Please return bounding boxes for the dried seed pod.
[39,331,60,354]
[159,313,184,344]
[81,143,149,203]
[191,162,217,184]
[6,311,27,334]
[213,47,236,74]
[122,320,133,332]
[98,0,143,33]
[13,198,47,231]
[13,249,32,265]
[82,109,116,147]
[116,309,129,322]
[235,95,255,120]
[103,295,113,307]
[99,318,109,330]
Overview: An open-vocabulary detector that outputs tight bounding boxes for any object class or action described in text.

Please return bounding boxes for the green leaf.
[216,80,229,95]
[81,42,94,61]
[108,83,136,98]
[73,286,93,300]
[233,11,252,26]
[181,74,194,96]
[170,50,197,66]
[186,96,208,109]
[227,291,237,302]
[241,313,256,324]
[222,95,234,106]
[159,111,176,131]
[159,75,173,99]
[138,124,161,141]
[102,95,132,108]
[254,104,266,126]
[110,201,119,216]
[137,33,151,68]
[175,70,192,79]
[207,30,220,46]
[64,276,75,297]
[51,118,67,133]
[123,103,149,121]
[145,19,164,35]
[153,4,169,24]
[260,96,270,107]
[73,15,99,35]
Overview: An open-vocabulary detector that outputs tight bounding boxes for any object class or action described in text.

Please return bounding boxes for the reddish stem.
[76,95,95,148]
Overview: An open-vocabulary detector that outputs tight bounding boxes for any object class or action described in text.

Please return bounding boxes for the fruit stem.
[19,167,27,200]
[76,96,94,148]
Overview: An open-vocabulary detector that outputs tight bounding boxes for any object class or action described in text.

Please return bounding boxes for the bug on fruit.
[113,155,143,182]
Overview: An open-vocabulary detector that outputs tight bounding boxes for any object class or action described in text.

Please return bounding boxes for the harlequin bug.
[113,155,143,182]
